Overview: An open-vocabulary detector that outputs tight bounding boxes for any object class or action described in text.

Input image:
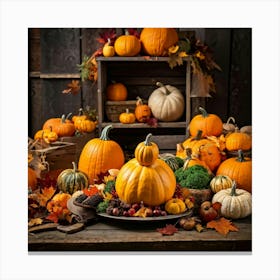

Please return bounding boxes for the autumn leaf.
[62,80,81,95]
[28,218,43,227]
[157,224,178,236]
[207,217,239,236]
[36,186,56,207]
[83,185,99,196]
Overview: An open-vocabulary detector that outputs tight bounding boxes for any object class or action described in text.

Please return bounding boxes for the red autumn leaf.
[157,224,178,236]
[96,29,117,46]
[46,212,59,223]
[83,185,99,196]
[126,28,140,38]
[207,217,239,236]
[146,117,158,128]
[212,201,222,211]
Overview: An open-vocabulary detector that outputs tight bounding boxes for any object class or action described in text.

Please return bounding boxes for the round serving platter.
[97,209,193,222]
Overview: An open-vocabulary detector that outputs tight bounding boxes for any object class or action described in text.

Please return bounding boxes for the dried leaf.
[207,217,239,236]
[83,185,99,196]
[28,218,43,227]
[157,224,178,236]
[195,223,205,233]
[62,80,80,95]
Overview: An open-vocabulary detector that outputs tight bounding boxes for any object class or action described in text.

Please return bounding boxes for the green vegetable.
[174,156,184,168]
[174,165,211,189]
[96,200,109,213]
[104,180,115,194]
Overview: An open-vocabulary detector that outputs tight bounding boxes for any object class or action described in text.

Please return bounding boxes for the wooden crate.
[34,141,76,171]
[59,132,96,163]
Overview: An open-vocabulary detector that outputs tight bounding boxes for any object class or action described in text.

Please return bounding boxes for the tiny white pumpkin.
[212,181,252,219]
[148,82,185,122]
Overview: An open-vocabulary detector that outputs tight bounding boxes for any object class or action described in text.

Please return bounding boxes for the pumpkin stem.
[100,125,113,141]
[66,112,73,120]
[78,108,84,116]
[61,114,66,123]
[236,149,245,162]
[230,181,237,196]
[226,116,236,125]
[176,143,184,153]
[193,130,203,140]
[125,108,130,114]
[156,81,171,95]
[144,133,153,146]
[198,107,208,118]
[136,96,143,105]
[185,148,192,158]
[72,162,77,172]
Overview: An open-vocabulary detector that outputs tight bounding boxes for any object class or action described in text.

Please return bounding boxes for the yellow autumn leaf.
[168,45,179,54]
[28,218,43,227]
[179,51,188,58]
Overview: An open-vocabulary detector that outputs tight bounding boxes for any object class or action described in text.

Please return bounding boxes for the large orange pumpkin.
[189,107,223,137]
[78,125,125,184]
[115,134,176,206]
[225,128,252,151]
[216,150,252,193]
[140,28,179,56]
[114,33,141,57]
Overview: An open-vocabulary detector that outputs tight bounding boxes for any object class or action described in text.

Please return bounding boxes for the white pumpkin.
[212,181,252,219]
[148,82,185,122]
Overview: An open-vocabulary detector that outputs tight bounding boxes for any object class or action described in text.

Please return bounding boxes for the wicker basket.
[105,100,147,122]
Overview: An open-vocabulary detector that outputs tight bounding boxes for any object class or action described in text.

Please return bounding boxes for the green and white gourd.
[57,162,89,194]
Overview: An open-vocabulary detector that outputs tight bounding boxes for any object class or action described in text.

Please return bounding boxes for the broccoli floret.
[96,200,109,213]
[174,165,211,189]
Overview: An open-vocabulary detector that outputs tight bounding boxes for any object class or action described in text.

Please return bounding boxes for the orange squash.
[140,28,179,56]
[216,150,252,193]
[134,97,151,123]
[114,33,141,57]
[78,125,125,184]
[115,134,176,206]
[225,128,252,151]
[134,133,159,166]
[106,82,128,101]
[189,107,223,137]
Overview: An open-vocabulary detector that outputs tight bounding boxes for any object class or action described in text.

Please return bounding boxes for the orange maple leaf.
[157,224,178,236]
[207,217,239,236]
[62,80,81,95]
[31,186,56,207]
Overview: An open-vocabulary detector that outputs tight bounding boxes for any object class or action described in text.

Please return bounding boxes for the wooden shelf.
[96,56,190,63]
[100,122,187,129]
[29,72,80,78]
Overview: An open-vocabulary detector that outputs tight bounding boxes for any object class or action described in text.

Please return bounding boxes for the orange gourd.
[114,32,141,57]
[78,125,125,184]
[119,108,136,124]
[225,128,252,151]
[115,134,176,206]
[216,150,252,193]
[134,133,159,166]
[134,97,151,123]
[140,28,179,56]
[106,82,128,101]
[189,107,223,137]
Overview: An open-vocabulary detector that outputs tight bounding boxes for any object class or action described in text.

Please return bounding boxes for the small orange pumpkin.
[114,32,141,57]
[134,133,159,166]
[119,108,136,124]
[189,107,223,137]
[225,128,252,151]
[134,97,151,123]
[106,82,128,101]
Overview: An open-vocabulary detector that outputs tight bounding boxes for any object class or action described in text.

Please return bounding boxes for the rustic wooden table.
[28,216,251,252]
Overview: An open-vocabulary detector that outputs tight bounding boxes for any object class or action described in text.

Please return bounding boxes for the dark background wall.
[28,28,251,138]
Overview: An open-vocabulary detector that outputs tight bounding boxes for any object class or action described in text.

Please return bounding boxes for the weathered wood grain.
[28,218,252,251]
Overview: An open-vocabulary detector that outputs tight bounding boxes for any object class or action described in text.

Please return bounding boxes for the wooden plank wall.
[28,28,252,137]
